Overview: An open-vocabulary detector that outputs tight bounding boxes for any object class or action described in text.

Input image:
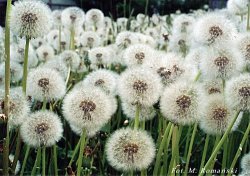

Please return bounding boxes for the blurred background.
[0,0,228,26]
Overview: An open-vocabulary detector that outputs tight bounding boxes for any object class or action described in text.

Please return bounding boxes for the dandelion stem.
[3,0,12,175]
[228,122,250,175]
[144,0,149,15]
[68,134,80,166]
[42,146,46,176]
[20,145,30,176]
[134,104,140,129]
[70,27,75,50]
[221,136,229,175]
[168,124,179,175]
[153,122,171,176]
[199,135,210,173]
[184,126,192,159]
[22,37,30,94]
[77,129,87,176]
[42,97,47,110]
[208,135,221,173]
[31,147,42,175]
[247,4,250,31]
[11,130,22,173]
[53,145,58,176]
[184,123,198,176]
[198,110,240,176]
[194,70,201,82]
[59,25,62,53]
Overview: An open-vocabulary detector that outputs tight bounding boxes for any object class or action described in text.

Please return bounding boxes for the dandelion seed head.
[10,0,52,38]
[105,128,155,171]
[20,110,63,147]
[59,50,81,71]
[85,9,104,26]
[36,44,55,62]
[118,67,162,107]
[80,31,100,48]
[89,47,111,68]
[61,7,85,29]
[116,31,139,49]
[27,67,66,101]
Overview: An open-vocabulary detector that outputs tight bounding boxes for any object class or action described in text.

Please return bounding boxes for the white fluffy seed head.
[192,13,237,47]
[199,94,240,135]
[41,57,68,80]
[118,67,163,107]
[200,47,243,80]
[105,128,155,171]
[82,69,118,96]
[62,87,113,132]
[46,29,59,44]
[122,101,156,121]
[236,33,250,65]
[116,31,139,49]
[61,7,85,29]
[88,47,111,68]
[0,61,23,83]
[20,110,63,148]
[227,0,248,15]
[0,88,29,128]
[80,31,100,48]
[172,14,195,34]
[241,152,250,173]
[160,81,201,125]
[36,44,55,62]
[225,74,250,111]
[59,50,81,71]
[200,79,223,96]
[123,44,154,67]
[144,53,195,86]
[27,67,66,101]
[10,0,52,38]
[85,9,104,26]
[52,10,62,27]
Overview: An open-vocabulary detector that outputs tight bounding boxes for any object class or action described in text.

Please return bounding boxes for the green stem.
[198,111,240,176]
[59,25,62,53]
[123,0,126,17]
[70,28,75,50]
[168,125,179,175]
[141,169,147,176]
[153,122,171,176]
[22,37,30,94]
[134,104,140,129]
[221,137,229,176]
[228,122,250,176]
[42,147,46,176]
[247,4,250,31]
[53,145,58,176]
[199,135,210,173]
[194,70,201,82]
[11,130,22,173]
[184,123,198,176]
[208,135,221,175]
[144,0,149,15]
[184,126,192,159]
[77,129,87,176]
[162,123,174,175]
[3,0,12,175]
[20,145,30,176]
[31,147,42,176]
[42,97,47,110]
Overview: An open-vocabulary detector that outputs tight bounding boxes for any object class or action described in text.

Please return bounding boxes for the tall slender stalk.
[199,135,210,173]
[22,37,30,93]
[168,125,179,175]
[228,122,250,175]
[247,4,250,31]
[11,131,22,172]
[153,122,171,176]
[144,0,149,15]
[31,147,42,175]
[3,0,12,175]
[42,147,46,176]
[198,111,240,176]
[221,137,229,175]
[70,28,75,50]
[53,145,58,176]
[134,104,140,129]
[68,135,81,166]
[20,145,30,176]
[77,129,87,176]
[123,0,126,17]
[184,123,198,176]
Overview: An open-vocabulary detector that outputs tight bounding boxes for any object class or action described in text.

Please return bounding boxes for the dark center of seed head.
[239,86,250,97]
[21,12,38,24]
[95,79,105,86]
[157,67,171,79]
[135,52,145,64]
[208,87,221,94]
[176,95,191,110]
[38,78,49,90]
[213,107,227,121]
[123,143,139,163]
[214,56,229,71]
[245,44,250,59]
[208,26,223,43]
[35,123,49,134]
[133,80,148,93]
[79,100,96,120]
[70,14,77,21]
